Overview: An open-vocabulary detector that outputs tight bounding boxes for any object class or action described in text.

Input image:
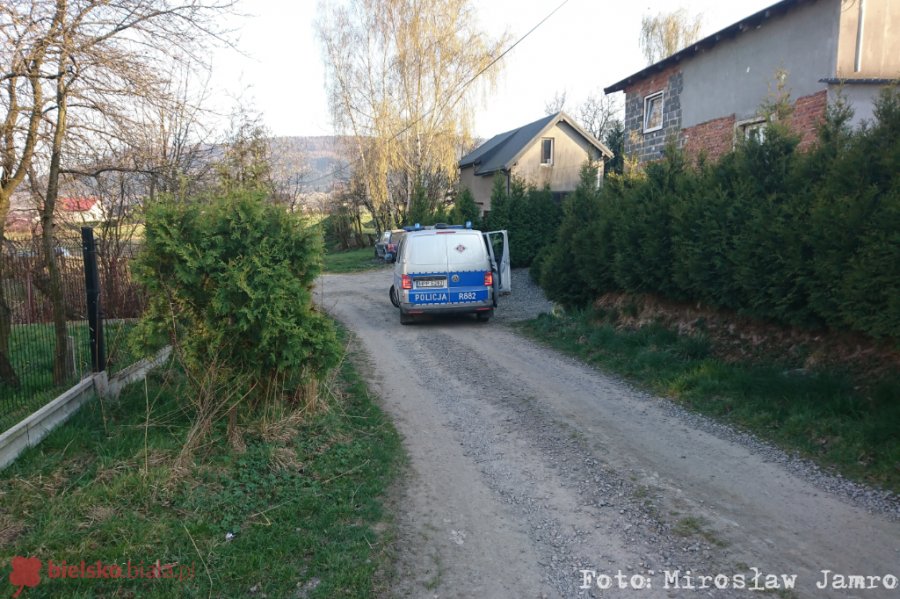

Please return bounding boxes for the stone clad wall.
[625,82,828,165]
[622,65,683,163]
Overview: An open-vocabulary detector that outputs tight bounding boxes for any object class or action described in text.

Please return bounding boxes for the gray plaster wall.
[680,0,840,129]
[829,83,886,127]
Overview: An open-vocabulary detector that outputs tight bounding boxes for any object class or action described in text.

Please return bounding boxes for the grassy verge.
[0,329,402,597]
[520,311,900,493]
[323,247,387,274]
[0,321,136,433]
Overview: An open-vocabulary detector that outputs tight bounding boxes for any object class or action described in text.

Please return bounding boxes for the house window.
[736,118,767,144]
[541,138,554,165]
[643,91,664,133]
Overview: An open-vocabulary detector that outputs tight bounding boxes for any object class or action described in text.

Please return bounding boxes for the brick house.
[604,0,900,165]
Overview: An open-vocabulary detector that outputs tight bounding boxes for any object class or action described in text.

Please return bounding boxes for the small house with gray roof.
[458,111,613,214]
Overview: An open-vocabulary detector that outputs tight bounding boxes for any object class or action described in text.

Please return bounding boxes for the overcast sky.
[207,0,777,139]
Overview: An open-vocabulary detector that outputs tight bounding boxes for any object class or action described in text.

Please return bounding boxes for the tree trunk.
[43,34,72,386]
[0,234,19,387]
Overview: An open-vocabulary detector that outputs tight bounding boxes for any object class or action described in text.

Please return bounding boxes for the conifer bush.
[536,87,900,339]
[450,188,482,229]
[507,181,561,268]
[133,192,341,406]
[537,165,605,308]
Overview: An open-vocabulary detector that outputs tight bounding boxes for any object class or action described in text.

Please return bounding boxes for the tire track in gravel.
[316,271,900,599]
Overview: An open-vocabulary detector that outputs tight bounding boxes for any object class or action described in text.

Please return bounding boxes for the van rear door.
[483,230,510,294]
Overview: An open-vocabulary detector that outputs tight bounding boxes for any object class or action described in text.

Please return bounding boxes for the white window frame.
[735,117,768,146]
[540,137,554,166]
[643,91,665,133]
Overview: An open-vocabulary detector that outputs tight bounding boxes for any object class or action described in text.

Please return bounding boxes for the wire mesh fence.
[0,233,146,432]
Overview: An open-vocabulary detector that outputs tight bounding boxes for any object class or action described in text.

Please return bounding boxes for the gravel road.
[316,268,900,599]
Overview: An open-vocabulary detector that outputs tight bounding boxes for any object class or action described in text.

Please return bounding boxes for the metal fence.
[0,230,146,432]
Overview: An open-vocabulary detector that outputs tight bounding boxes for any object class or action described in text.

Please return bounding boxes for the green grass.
[0,329,402,598]
[0,321,137,432]
[323,247,388,274]
[520,311,900,492]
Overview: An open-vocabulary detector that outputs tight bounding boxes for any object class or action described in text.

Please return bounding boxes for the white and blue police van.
[388,223,510,324]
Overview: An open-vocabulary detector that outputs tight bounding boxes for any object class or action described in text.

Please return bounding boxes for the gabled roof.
[459,111,613,176]
[604,0,819,94]
[60,197,98,212]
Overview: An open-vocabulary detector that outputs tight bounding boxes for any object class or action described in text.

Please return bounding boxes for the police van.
[388,223,510,324]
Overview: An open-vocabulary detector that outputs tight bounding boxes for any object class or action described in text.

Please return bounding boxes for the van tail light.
[484,271,493,287]
[401,275,412,290]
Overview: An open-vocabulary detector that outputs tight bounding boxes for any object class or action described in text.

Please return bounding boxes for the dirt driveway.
[317,269,900,599]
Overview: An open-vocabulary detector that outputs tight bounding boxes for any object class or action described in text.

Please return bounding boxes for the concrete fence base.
[0,346,172,471]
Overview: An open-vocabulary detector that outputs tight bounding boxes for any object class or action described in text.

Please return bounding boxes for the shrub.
[483,172,510,231]
[133,192,341,407]
[538,88,900,339]
[610,145,685,298]
[538,165,603,308]
[451,188,481,229]
[508,182,561,267]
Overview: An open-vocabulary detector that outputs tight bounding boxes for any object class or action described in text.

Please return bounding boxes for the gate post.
[81,227,105,372]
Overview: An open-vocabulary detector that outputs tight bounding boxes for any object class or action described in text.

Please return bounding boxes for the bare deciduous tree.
[639,9,703,65]
[316,0,508,231]
[542,89,623,143]
[0,0,232,385]
[577,91,623,142]
[544,90,567,116]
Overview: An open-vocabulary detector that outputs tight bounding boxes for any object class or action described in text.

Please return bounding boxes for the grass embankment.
[520,311,900,493]
[323,247,388,274]
[0,321,136,433]
[0,330,402,597]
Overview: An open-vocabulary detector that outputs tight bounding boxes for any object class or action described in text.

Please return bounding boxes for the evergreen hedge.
[481,173,562,269]
[537,88,900,340]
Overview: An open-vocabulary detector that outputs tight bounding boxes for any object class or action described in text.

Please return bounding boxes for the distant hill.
[268,136,352,193]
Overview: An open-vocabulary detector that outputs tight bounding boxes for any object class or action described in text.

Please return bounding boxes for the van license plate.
[415,277,446,288]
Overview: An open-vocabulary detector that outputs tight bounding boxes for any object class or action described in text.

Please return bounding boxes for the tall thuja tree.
[838,92,900,337]
[728,105,809,323]
[582,171,629,295]
[669,156,745,310]
[505,178,529,266]
[451,188,481,228]
[611,143,685,298]
[508,183,561,267]
[484,172,509,231]
[538,164,603,308]
[794,96,856,326]
[604,120,625,177]
[405,184,433,226]
[807,88,900,336]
